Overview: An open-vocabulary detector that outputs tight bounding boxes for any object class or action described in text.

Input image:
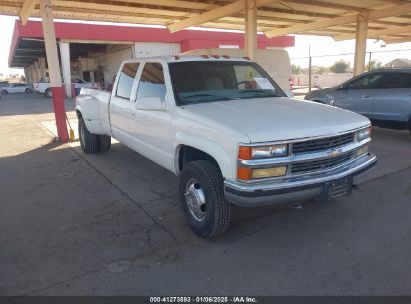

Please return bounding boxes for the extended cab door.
[129,61,174,171]
[373,71,411,127]
[333,73,384,119]
[109,62,140,144]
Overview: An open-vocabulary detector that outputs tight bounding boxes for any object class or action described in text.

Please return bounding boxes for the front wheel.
[25,88,32,93]
[1,90,8,95]
[179,160,231,238]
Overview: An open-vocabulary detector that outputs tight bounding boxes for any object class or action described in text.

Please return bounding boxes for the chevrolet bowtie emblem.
[328,149,343,158]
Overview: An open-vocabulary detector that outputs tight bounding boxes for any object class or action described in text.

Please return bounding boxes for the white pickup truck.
[76,56,377,238]
[34,77,100,97]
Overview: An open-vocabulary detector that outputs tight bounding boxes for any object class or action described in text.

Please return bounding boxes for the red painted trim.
[51,86,69,143]
[8,21,20,67]
[9,20,294,66]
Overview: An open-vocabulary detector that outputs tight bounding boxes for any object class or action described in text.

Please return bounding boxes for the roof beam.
[20,0,37,25]
[334,24,411,41]
[279,0,364,13]
[265,14,358,37]
[167,0,277,33]
[265,1,411,37]
[383,37,411,44]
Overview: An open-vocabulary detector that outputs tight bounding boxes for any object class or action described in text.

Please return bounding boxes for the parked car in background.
[305,69,411,135]
[76,56,376,238]
[0,81,9,88]
[0,83,33,95]
[34,77,100,97]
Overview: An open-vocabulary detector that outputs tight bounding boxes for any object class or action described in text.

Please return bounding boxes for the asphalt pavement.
[0,93,410,296]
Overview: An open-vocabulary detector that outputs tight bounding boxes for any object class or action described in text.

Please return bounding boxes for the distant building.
[385,58,411,68]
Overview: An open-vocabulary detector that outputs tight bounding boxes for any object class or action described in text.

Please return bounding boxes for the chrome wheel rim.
[185,179,206,221]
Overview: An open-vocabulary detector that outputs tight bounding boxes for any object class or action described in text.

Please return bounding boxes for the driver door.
[333,73,383,119]
[129,61,173,171]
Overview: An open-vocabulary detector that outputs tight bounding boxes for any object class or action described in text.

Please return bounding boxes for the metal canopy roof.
[1,0,410,43]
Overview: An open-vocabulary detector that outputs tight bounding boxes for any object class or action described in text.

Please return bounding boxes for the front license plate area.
[325,177,353,200]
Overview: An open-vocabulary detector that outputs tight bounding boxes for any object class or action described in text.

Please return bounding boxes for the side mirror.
[135,96,165,111]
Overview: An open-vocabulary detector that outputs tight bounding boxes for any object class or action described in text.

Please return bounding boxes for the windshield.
[168,60,285,105]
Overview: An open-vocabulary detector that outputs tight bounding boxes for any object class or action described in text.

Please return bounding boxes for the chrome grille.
[291,152,353,174]
[292,133,355,154]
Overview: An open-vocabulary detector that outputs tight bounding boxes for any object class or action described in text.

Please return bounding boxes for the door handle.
[362,95,371,98]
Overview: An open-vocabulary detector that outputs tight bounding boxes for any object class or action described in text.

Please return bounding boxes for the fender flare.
[173,132,234,179]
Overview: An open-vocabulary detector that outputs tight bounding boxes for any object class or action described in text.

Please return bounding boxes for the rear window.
[116,62,140,100]
[384,72,411,89]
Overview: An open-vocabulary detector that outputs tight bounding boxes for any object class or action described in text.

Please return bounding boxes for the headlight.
[238,144,288,160]
[237,166,287,180]
[356,127,371,141]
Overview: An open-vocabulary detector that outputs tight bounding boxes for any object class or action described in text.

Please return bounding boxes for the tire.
[45,88,52,98]
[78,117,98,153]
[25,88,32,93]
[98,135,111,152]
[1,90,8,95]
[179,160,231,238]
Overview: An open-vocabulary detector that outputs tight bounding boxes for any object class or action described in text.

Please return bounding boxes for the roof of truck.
[123,55,252,64]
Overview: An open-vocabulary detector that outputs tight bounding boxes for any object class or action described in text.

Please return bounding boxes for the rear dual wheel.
[78,117,111,153]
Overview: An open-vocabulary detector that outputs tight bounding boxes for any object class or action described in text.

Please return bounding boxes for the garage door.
[134,42,181,58]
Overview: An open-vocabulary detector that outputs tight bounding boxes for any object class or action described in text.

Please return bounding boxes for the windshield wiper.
[238,89,282,97]
[181,93,233,102]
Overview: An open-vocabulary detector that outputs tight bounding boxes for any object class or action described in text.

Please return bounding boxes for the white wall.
[292,74,353,88]
[101,46,134,86]
[134,42,181,58]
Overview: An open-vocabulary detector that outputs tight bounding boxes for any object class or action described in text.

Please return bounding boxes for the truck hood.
[181,97,370,143]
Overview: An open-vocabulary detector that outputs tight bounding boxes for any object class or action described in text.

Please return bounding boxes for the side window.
[384,73,411,89]
[116,62,140,100]
[137,63,166,102]
[346,74,384,90]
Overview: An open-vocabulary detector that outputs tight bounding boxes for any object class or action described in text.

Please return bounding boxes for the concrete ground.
[0,93,411,296]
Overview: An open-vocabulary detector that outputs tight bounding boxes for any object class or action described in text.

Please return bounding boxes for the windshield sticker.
[254,77,275,90]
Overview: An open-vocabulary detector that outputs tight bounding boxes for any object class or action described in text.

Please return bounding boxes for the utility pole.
[368,51,372,71]
[308,44,312,93]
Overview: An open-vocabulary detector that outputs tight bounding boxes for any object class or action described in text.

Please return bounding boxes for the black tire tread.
[79,117,98,153]
[98,135,111,152]
[182,160,231,238]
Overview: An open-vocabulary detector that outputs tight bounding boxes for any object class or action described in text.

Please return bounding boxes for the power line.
[290,48,411,60]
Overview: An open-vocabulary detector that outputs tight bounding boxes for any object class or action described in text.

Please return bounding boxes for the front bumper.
[224,153,377,207]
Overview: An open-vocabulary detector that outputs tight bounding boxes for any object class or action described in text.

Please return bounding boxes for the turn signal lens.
[237,167,252,180]
[252,166,287,179]
[238,146,252,160]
